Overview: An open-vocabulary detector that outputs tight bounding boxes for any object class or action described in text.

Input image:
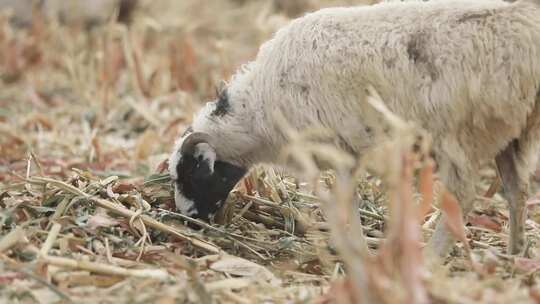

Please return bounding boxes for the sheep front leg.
[425,158,477,260]
[495,140,528,255]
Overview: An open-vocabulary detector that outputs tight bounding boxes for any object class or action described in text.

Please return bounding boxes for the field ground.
[1,1,540,303]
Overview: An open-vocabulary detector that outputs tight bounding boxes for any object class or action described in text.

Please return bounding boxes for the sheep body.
[192,0,540,170]
[171,0,540,255]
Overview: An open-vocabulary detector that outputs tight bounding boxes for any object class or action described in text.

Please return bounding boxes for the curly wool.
[193,0,540,174]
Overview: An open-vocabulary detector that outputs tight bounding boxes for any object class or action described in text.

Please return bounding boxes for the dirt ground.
[1,1,540,303]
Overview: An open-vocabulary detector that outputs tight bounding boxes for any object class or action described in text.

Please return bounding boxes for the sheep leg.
[495,140,528,255]
[425,159,476,259]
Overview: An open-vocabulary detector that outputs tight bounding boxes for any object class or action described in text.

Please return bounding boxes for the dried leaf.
[87,210,121,230]
[527,193,540,208]
[440,188,471,254]
[156,159,169,174]
[530,288,540,304]
[210,255,281,286]
[468,214,502,232]
[112,182,137,194]
[484,177,500,198]
[514,257,540,272]
[23,112,53,130]
[0,272,25,284]
[418,159,435,222]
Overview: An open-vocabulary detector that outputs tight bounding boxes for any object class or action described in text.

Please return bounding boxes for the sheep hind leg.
[424,159,477,260]
[495,139,529,255]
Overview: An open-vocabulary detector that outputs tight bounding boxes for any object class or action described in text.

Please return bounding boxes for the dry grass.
[1,1,540,303]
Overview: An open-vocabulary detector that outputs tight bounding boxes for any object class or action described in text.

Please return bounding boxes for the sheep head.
[168,131,247,221]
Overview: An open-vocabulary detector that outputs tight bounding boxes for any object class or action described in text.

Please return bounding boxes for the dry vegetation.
[1,1,540,303]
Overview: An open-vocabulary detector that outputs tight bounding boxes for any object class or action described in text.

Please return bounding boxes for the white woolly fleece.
[191,0,540,177]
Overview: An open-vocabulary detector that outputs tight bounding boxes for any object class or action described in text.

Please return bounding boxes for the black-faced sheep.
[169,0,540,257]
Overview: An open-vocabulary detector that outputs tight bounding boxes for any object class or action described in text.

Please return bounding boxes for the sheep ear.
[180,132,217,175]
[192,143,217,176]
[181,132,212,155]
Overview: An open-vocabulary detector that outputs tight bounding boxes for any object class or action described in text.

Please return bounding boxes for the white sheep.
[0,0,136,26]
[169,0,540,258]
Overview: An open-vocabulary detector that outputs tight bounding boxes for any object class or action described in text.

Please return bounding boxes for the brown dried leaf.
[530,288,540,304]
[418,159,435,222]
[0,272,25,284]
[484,177,500,198]
[23,112,53,130]
[112,182,137,194]
[468,214,502,232]
[527,193,540,208]
[395,153,428,304]
[156,159,169,174]
[440,188,470,254]
[514,257,540,272]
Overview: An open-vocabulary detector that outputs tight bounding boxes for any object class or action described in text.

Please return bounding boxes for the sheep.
[0,0,137,27]
[168,0,540,258]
